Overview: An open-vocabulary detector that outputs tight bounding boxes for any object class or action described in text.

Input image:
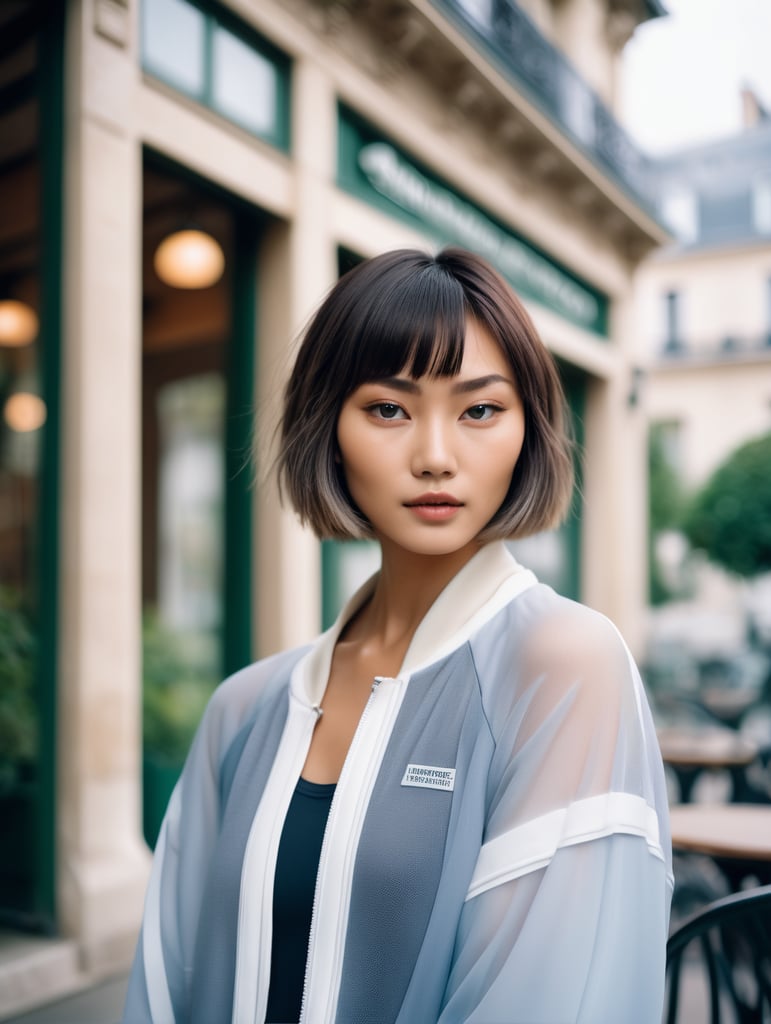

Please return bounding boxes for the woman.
[124,248,673,1024]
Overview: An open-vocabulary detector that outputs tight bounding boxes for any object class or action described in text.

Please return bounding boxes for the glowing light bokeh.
[154,229,225,289]
[0,300,38,346]
[4,392,47,432]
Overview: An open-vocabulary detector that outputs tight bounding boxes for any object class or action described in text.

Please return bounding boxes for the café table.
[699,685,760,729]
[657,726,758,803]
[669,803,771,891]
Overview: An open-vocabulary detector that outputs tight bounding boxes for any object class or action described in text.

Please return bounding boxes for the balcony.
[433,0,654,211]
[320,0,670,258]
[657,333,771,366]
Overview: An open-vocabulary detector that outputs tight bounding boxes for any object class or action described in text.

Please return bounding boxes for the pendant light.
[153,228,225,289]
[4,392,47,433]
[0,300,38,346]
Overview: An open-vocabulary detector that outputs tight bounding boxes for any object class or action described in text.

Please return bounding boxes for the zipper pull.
[312,704,323,719]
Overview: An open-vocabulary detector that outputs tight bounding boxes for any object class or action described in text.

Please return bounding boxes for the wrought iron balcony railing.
[433,0,655,209]
[659,333,771,361]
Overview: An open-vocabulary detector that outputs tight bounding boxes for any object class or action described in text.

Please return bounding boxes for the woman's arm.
[440,830,670,1022]
[122,703,224,1024]
[121,654,291,1023]
[440,602,673,1023]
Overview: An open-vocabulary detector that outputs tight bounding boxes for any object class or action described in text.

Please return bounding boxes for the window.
[141,157,258,846]
[0,4,63,929]
[141,0,289,149]
[156,375,225,644]
[212,26,277,137]
[142,0,205,96]
[663,290,682,352]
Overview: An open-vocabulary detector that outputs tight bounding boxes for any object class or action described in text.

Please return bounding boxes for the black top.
[265,777,336,1024]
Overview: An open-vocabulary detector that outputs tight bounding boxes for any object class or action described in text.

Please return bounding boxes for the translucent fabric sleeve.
[122,696,227,1024]
[122,659,281,1024]
[439,599,673,1024]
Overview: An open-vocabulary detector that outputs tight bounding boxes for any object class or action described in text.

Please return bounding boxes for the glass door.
[0,0,64,932]
[141,155,258,845]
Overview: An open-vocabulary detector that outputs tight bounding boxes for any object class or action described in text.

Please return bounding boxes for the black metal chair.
[665,884,771,1023]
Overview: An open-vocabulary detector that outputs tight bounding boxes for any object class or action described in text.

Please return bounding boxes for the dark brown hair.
[277,247,574,540]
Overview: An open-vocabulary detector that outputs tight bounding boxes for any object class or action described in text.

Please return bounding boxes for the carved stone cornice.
[298,0,669,254]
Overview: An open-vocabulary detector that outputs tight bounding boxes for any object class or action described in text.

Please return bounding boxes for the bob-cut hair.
[277,247,575,541]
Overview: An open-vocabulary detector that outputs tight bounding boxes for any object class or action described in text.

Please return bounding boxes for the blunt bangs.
[331,252,468,390]
[277,247,575,541]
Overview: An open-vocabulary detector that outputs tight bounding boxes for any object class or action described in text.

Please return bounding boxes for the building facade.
[635,99,771,671]
[0,0,666,1011]
[638,99,771,492]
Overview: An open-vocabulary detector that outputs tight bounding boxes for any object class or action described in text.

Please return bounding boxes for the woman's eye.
[464,404,497,421]
[370,402,405,420]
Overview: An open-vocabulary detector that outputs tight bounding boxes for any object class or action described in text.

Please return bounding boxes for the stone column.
[581,288,648,659]
[255,56,337,655]
[58,0,150,972]
[611,287,650,659]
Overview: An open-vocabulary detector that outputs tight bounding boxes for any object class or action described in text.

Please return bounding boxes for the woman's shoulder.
[201,642,312,745]
[478,582,628,660]
[520,586,629,669]
[474,584,637,710]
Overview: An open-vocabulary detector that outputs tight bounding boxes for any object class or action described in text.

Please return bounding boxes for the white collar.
[293,542,537,706]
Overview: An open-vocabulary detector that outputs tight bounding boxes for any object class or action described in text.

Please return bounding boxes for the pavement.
[1,975,128,1024]
[0,860,718,1024]
[0,965,712,1023]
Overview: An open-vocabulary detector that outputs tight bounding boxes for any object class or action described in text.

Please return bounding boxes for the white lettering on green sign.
[359,142,598,327]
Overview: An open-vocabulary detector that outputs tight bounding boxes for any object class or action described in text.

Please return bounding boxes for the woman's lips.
[405,493,462,507]
[404,494,463,521]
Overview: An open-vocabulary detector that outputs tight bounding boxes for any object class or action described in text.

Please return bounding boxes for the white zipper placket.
[231,698,321,1024]
[299,674,406,1024]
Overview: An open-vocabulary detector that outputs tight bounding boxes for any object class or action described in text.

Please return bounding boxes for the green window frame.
[139,150,262,847]
[141,0,291,152]
[0,0,65,932]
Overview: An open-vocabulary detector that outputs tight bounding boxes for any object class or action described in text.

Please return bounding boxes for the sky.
[621,0,771,155]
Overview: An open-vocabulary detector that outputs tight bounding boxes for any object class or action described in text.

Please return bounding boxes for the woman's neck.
[342,539,485,654]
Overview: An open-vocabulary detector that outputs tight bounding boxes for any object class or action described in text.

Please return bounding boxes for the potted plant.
[141,610,214,847]
[0,588,38,909]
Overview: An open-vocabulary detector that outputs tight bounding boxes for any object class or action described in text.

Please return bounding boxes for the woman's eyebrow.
[452,374,514,394]
[366,373,514,395]
[368,377,421,394]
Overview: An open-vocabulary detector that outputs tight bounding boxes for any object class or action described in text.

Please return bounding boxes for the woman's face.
[336,317,526,561]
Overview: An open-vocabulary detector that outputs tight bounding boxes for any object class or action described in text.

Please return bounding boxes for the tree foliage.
[648,424,686,604]
[649,424,685,533]
[142,610,215,764]
[684,431,771,578]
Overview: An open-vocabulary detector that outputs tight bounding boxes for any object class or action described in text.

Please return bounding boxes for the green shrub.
[684,431,771,578]
[142,610,217,765]
[648,424,687,604]
[0,589,37,791]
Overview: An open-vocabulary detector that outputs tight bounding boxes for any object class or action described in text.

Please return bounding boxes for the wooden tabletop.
[657,726,758,768]
[669,804,771,861]
[700,687,759,722]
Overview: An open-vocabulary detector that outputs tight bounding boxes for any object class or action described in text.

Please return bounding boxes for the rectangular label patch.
[401,763,456,792]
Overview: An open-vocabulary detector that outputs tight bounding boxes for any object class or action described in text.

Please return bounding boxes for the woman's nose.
[410,419,458,478]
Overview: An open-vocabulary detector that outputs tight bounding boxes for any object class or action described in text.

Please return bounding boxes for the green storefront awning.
[337,105,609,337]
